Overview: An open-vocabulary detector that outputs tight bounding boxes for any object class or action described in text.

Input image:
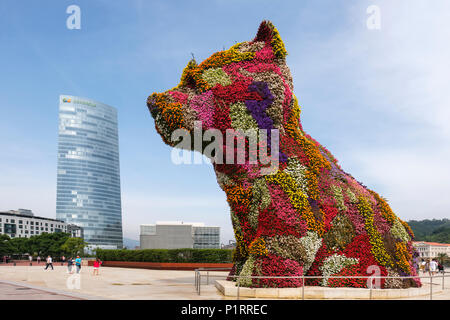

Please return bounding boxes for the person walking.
[438,261,444,274]
[412,253,420,273]
[37,256,41,264]
[92,258,102,276]
[430,259,438,276]
[28,255,32,265]
[75,256,82,274]
[44,255,54,270]
[61,255,66,266]
[420,259,426,273]
[67,257,74,274]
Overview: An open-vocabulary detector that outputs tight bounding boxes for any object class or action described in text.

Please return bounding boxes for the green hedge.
[96,248,233,263]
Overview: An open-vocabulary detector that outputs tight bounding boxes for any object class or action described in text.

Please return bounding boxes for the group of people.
[419,258,445,275]
[39,255,102,275]
[66,256,83,274]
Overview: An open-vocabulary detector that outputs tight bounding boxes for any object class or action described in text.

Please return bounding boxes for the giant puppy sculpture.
[147,21,420,288]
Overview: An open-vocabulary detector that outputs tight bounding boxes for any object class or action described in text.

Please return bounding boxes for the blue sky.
[1,0,449,243]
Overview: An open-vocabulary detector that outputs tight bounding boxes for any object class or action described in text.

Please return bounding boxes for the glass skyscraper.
[56,95,123,249]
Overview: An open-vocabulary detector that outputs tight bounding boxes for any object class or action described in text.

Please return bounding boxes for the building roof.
[0,210,65,223]
[141,221,219,228]
[156,221,205,226]
[413,241,450,247]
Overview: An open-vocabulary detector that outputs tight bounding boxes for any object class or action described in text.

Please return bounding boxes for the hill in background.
[407,219,450,244]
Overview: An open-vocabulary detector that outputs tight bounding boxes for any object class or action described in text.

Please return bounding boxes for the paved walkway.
[0,281,84,300]
[0,265,448,300]
[0,265,227,299]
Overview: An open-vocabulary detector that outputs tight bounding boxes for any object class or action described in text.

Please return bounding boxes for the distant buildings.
[221,240,236,250]
[0,209,83,239]
[413,241,450,259]
[140,221,220,249]
[56,95,123,249]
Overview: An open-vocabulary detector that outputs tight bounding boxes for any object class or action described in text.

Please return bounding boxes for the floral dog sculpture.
[147,21,420,288]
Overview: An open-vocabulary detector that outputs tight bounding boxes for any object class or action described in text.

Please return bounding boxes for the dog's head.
[147,21,298,153]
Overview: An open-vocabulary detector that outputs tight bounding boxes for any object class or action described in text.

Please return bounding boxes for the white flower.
[299,231,322,273]
[237,256,255,287]
[320,254,359,286]
[390,219,411,243]
[284,158,308,194]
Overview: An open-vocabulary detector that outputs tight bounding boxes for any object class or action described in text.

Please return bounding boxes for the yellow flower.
[248,237,268,256]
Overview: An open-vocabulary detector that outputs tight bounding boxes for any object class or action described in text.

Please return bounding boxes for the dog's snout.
[147,92,163,118]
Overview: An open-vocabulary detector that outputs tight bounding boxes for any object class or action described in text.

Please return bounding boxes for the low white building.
[140,221,220,249]
[0,209,83,239]
[413,241,450,259]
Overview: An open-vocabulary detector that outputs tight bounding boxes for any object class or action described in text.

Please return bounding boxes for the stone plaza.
[0,265,448,300]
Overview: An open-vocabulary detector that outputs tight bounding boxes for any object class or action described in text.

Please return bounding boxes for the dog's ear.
[179,58,198,87]
[253,20,288,59]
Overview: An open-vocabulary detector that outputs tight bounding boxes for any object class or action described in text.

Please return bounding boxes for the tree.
[9,237,31,256]
[437,253,449,265]
[0,234,13,257]
[61,237,87,257]
[28,232,70,258]
[407,219,450,243]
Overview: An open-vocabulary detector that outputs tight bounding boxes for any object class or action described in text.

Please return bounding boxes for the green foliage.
[323,214,355,251]
[407,219,450,243]
[96,248,234,263]
[30,232,71,257]
[61,237,87,257]
[9,237,31,255]
[436,253,450,267]
[0,234,13,256]
[0,232,72,258]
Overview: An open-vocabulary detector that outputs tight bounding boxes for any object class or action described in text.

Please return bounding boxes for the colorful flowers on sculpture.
[147,20,420,289]
[319,253,359,286]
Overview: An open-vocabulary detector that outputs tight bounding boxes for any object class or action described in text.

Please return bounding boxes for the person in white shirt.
[44,255,54,270]
[429,259,438,276]
[420,259,426,273]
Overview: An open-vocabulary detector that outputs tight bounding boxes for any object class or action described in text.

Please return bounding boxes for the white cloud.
[356,0,450,139]
[346,1,450,220]
[350,148,450,220]
[288,0,450,221]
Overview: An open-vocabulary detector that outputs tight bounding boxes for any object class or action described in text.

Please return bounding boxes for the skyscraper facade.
[56,95,123,249]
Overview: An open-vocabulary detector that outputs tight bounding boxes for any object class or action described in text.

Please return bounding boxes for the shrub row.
[96,248,233,263]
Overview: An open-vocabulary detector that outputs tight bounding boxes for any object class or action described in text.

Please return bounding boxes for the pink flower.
[190,90,215,129]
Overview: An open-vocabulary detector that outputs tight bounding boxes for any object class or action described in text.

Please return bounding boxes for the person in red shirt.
[92,258,102,276]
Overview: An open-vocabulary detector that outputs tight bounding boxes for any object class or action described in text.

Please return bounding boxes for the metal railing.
[195,268,233,296]
[194,268,449,300]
